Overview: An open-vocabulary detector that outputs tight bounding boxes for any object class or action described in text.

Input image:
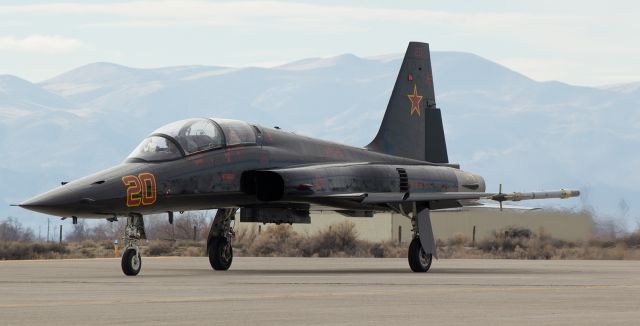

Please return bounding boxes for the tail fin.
[366,42,449,163]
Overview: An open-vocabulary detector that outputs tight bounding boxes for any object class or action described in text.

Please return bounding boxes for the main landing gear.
[207,208,237,271]
[407,208,436,272]
[121,214,146,276]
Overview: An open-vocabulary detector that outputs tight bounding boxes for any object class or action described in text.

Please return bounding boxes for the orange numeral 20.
[121,173,157,207]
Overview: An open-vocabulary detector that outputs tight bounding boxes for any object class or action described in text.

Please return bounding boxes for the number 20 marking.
[121,173,157,207]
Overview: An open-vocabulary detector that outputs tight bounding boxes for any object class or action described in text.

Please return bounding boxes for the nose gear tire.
[121,248,142,276]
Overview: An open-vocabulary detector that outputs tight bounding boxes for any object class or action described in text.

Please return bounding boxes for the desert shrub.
[302,222,361,257]
[588,237,616,248]
[622,232,640,248]
[248,225,303,256]
[369,241,407,258]
[80,247,94,258]
[175,239,201,247]
[446,233,471,247]
[478,226,533,253]
[0,242,67,260]
[369,243,385,258]
[81,240,97,248]
[101,240,116,250]
[232,225,259,256]
[148,241,174,256]
[183,246,204,257]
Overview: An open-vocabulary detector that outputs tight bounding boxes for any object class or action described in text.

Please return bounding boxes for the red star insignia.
[407,84,423,116]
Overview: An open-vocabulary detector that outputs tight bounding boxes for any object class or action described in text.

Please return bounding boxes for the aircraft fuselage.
[20,124,484,218]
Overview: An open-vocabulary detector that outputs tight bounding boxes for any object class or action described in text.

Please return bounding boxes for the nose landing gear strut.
[121,214,146,276]
[407,207,436,272]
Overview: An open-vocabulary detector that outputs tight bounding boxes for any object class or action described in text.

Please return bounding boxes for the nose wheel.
[121,214,146,276]
[121,247,142,276]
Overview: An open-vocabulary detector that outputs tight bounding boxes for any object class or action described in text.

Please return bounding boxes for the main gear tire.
[208,236,233,271]
[408,237,432,273]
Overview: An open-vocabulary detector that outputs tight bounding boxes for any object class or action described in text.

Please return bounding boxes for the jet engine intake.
[241,171,285,201]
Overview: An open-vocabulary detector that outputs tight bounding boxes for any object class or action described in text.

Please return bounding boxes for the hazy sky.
[1,0,639,86]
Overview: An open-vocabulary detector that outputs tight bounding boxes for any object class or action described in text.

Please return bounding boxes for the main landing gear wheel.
[408,238,432,273]
[207,208,237,271]
[208,236,233,271]
[121,248,142,276]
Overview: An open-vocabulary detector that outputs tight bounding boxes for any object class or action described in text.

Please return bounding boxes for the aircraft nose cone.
[19,187,78,217]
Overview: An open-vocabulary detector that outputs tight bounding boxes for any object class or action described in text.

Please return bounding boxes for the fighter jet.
[17,42,579,276]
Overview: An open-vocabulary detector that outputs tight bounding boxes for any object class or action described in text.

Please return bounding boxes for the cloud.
[468,142,529,165]
[0,35,81,54]
[0,1,637,85]
[497,57,584,82]
[0,1,582,30]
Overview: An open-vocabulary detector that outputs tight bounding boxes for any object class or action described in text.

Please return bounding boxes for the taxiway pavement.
[1,257,639,325]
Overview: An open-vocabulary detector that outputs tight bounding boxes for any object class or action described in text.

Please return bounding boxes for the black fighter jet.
[18,42,579,275]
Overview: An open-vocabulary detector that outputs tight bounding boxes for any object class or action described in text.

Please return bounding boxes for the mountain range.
[1,51,638,230]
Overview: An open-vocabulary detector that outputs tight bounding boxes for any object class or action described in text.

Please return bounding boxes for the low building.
[239,208,593,243]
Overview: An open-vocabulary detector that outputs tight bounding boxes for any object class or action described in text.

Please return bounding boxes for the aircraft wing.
[247,163,579,210]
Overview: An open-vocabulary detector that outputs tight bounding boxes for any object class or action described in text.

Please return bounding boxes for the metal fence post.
[472,225,476,247]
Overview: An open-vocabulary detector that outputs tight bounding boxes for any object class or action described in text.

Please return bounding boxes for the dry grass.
[0,242,68,260]
[2,222,640,261]
[234,222,387,258]
[436,226,640,260]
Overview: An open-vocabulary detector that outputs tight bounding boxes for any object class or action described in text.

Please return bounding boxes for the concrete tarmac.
[1,257,639,325]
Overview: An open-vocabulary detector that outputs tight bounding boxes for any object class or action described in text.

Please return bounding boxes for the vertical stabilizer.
[366,42,448,163]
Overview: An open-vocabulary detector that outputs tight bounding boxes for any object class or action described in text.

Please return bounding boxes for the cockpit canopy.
[127,118,257,162]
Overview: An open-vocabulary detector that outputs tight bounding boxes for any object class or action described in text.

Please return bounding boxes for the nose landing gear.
[207,208,237,271]
[121,214,146,276]
[121,247,142,275]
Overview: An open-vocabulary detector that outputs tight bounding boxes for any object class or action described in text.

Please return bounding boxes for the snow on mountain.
[600,81,640,94]
[0,75,76,118]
